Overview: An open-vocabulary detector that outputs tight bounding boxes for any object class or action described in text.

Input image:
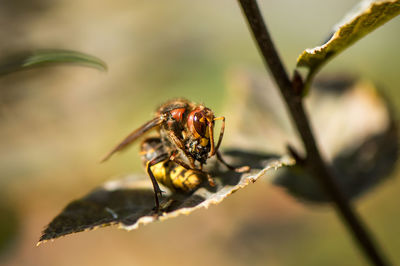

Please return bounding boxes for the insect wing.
[102,116,166,162]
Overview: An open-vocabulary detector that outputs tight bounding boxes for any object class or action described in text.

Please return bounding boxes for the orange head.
[186,107,217,162]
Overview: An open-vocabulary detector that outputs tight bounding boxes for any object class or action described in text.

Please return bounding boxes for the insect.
[140,137,204,193]
[102,98,249,211]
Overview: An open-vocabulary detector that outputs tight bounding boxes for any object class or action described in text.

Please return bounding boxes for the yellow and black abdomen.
[141,137,203,192]
[150,161,202,192]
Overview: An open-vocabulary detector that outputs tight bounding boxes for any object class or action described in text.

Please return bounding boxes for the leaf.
[0,49,107,76]
[296,0,400,93]
[274,119,398,202]
[224,69,398,203]
[273,80,398,203]
[0,200,19,255]
[38,152,294,244]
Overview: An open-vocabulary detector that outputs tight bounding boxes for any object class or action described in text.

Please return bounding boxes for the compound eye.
[193,112,207,137]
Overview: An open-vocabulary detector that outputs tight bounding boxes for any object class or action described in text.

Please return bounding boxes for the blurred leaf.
[274,120,398,202]
[224,68,293,154]
[297,0,400,93]
[273,83,398,203]
[0,49,107,76]
[225,69,398,203]
[38,152,294,244]
[0,200,19,256]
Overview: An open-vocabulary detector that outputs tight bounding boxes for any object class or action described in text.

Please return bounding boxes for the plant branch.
[237,0,389,265]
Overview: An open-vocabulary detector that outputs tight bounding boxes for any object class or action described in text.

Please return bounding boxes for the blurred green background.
[0,0,399,265]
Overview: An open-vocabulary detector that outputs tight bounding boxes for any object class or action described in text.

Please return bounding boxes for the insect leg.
[216,151,250,173]
[208,121,215,158]
[146,153,169,212]
[169,155,193,171]
[167,130,196,168]
[213,116,225,153]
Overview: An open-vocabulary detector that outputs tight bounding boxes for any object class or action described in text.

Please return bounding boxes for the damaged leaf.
[297,0,400,92]
[0,49,107,76]
[38,153,294,244]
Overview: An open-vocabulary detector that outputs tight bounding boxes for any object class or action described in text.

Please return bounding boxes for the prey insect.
[140,137,204,193]
[102,98,249,212]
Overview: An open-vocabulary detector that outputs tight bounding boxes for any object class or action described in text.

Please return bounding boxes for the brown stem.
[237,0,389,265]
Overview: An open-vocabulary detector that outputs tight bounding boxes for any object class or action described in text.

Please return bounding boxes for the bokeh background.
[1,0,399,265]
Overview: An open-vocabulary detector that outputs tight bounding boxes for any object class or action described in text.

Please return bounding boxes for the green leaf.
[37,152,294,244]
[0,200,19,255]
[0,49,107,76]
[296,0,400,93]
